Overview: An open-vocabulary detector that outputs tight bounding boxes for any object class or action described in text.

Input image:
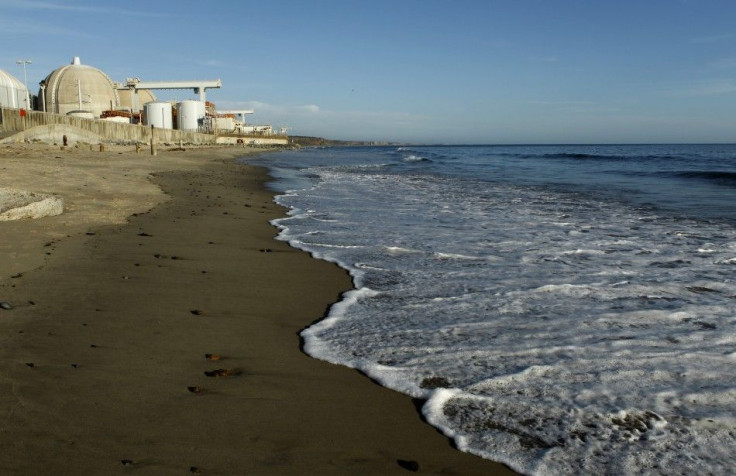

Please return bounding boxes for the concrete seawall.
[0,108,288,146]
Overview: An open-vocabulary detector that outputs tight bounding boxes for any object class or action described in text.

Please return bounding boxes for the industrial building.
[39,57,119,117]
[0,56,287,146]
[116,87,156,115]
[0,69,29,110]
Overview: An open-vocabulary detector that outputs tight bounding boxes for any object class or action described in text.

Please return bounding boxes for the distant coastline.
[288,135,406,147]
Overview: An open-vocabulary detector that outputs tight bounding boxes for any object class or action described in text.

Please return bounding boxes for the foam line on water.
[251,145,736,474]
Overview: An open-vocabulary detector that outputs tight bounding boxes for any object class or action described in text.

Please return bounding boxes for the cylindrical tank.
[176,100,205,131]
[143,101,172,129]
[66,110,95,119]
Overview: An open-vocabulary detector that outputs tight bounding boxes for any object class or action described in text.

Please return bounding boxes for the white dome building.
[39,57,119,117]
[0,69,29,109]
[117,87,156,113]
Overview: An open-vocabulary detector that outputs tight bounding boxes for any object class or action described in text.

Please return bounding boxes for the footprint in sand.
[204,369,230,377]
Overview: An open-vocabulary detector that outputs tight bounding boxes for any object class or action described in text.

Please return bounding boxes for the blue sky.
[0,0,734,144]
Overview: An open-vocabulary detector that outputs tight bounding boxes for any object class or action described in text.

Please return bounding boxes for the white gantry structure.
[217,109,255,122]
[124,77,222,112]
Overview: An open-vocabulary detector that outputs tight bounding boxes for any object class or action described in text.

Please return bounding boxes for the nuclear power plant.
[0,68,29,110]
[39,57,120,117]
[0,56,287,146]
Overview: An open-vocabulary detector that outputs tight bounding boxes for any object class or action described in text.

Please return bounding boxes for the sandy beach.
[0,143,514,474]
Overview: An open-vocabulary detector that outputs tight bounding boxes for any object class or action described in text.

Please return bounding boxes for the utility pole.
[15,59,32,109]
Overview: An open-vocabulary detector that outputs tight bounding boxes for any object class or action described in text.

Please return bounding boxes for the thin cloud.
[480,39,510,49]
[710,58,736,70]
[0,17,92,38]
[557,105,621,114]
[691,33,733,44]
[527,100,621,115]
[216,100,434,138]
[196,59,226,68]
[666,79,736,97]
[528,100,596,106]
[231,102,320,116]
[299,104,320,113]
[0,0,168,17]
[216,101,322,120]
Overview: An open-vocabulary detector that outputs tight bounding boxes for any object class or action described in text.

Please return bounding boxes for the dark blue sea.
[243,144,736,475]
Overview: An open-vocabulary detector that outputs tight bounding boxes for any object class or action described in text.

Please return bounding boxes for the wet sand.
[0,143,514,474]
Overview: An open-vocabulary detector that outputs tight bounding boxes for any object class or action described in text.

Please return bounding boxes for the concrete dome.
[117,87,156,113]
[39,57,119,117]
[0,69,28,109]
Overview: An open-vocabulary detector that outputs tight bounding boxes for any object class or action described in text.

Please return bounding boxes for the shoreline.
[0,143,514,474]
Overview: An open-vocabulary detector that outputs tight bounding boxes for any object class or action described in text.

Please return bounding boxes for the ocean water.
[243,144,736,475]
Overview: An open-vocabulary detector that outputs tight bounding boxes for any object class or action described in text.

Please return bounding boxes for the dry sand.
[0,142,515,474]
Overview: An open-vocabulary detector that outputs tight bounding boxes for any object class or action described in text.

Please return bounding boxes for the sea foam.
[256,144,736,475]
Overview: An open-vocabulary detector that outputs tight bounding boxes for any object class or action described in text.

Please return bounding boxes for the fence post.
[150,125,157,156]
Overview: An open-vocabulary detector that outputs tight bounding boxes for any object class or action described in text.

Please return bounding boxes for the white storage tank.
[144,101,172,129]
[176,100,205,131]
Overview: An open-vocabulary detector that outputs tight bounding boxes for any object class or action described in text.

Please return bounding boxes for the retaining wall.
[0,108,215,145]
